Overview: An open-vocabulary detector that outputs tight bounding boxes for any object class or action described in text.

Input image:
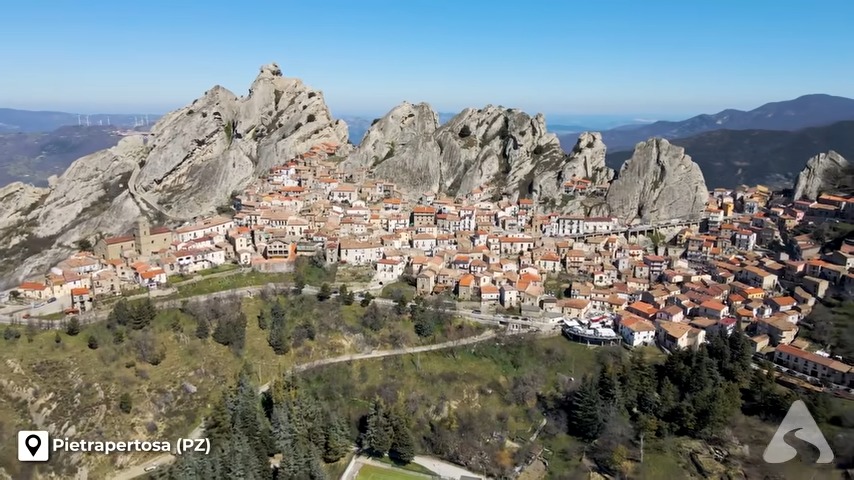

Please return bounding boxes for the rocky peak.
[0,63,349,288]
[347,102,439,165]
[792,150,849,200]
[344,103,565,198]
[606,138,709,224]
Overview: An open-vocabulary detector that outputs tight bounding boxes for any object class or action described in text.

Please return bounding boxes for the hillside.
[606,120,854,189]
[564,94,854,151]
[0,125,121,186]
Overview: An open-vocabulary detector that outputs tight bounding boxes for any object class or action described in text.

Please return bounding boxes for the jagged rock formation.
[532,131,613,200]
[0,63,349,288]
[606,138,709,224]
[792,150,849,200]
[345,102,442,192]
[344,104,565,199]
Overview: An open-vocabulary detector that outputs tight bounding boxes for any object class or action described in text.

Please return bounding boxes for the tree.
[3,327,20,341]
[363,399,393,456]
[389,413,416,464]
[9,290,21,300]
[129,298,156,330]
[87,334,99,350]
[257,310,269,330]
[107,298,131,328]
[54,331,62,344]
[360,303,387,332]
[567,376,605,441]
[119,393,133,413]
[323,416,351,463]
[339,284,354,305]
[195,318,210,339]
[293,272,305,295]
[65,317,81,336]
[75,239,93,251]
[317,283,332,302]
[360,292,374,307]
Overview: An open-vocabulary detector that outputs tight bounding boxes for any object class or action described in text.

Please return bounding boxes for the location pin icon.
[25,435,41,457]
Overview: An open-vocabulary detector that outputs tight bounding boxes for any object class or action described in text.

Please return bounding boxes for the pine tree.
[87,334,99,350]
[389,410,416,464]
[567,376,605,440]
[364,399,393,456]
[339,284,354,305]
[360,292,374,307]
[317,283,332,301]
[110,298,131,327]
[65,316,81,336]
[323,415,351,463]
[195,317,210,339]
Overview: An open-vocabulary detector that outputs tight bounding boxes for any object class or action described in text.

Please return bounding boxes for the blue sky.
[1,0,852,121]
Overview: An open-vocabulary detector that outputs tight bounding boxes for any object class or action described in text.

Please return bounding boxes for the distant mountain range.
[606,120,854,189]
[0,108,160,133]
[0,125,122,187]
[561,94,854,151]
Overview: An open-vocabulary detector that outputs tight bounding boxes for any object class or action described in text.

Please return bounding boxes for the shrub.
[87,335,99,350]
[119,393,133,414]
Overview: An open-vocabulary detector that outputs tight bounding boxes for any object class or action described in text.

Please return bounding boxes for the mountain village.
[5,140,854,392]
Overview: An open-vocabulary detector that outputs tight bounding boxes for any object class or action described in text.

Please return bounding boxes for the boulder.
[792,150,849,200]
[606,138,709,224]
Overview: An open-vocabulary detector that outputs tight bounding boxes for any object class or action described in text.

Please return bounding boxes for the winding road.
[109,329,519,480]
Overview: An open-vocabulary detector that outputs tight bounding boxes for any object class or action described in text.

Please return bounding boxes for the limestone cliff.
[0,63,349,288]
[606,138,709,224]
[531,131,613,200]
[792,150,849,200]
[344,104,566,199]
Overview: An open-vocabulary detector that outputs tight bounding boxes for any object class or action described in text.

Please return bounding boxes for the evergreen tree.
[195,317,210,339]
[129,298,156,330]
[65,316,81,336]
[87,334,99,350]
[339,284,354,305]
[317,283,332,301]
[323,415,351,463]
[293,272,305,294]
[567,376,605,440]
[108,298,131,328]
[364,399,393,456]
[389,410,416,464]
[597,363,622,409]
[360,292,374,307]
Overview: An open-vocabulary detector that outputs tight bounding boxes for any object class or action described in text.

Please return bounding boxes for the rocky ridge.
[605,138,709,224]
[531,131,613,200]
[0,63,349,288]
[343,104,566,199]
[792,150,849,200]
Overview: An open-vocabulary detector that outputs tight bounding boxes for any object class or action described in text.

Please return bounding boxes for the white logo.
[18,431,49,462]
[763,400,834,464]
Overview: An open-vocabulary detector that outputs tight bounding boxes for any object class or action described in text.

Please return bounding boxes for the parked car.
[47,297,57,303]
[472,309,481,314]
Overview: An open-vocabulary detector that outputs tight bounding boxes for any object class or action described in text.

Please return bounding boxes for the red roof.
[71,287,90,296]
[18,282,46,291]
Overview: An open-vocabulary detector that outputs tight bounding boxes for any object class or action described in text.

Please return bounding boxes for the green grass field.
[355,464,429,480]
[175,271,291,297]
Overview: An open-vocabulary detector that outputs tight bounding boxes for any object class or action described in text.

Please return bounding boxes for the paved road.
[110,329,511,480]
